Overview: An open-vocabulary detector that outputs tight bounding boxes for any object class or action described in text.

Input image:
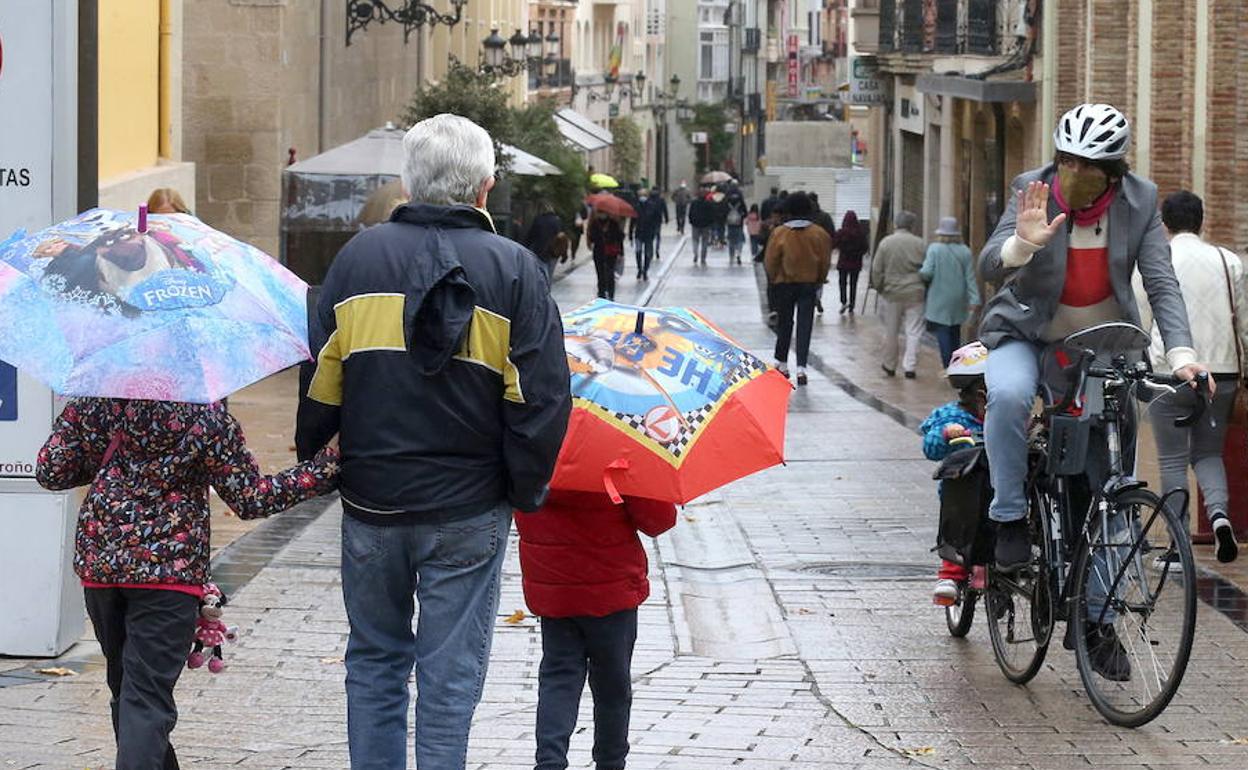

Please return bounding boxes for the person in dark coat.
[687,191,717,265]
[588,210,625,300]
[633,189,667,280]
[834,210,869,314]
[523,206,565,280]
[516,490,677,770]
[648,186,669,261]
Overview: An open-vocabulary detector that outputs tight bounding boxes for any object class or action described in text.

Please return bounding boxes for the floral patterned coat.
[37,398,338,587]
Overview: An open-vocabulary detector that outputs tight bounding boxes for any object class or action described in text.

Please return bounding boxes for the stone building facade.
[182,0,525,257]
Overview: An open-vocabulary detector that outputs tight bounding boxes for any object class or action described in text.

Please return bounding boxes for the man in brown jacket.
[764,191,832,385]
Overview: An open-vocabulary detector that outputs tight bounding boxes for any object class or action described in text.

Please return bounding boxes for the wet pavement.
[5,227,1248,768]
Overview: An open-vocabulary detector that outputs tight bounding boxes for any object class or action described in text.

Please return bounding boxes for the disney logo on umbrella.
[126,269,230,312]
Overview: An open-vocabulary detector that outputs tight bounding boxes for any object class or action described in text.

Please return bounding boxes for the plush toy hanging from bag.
[187,583,237,673]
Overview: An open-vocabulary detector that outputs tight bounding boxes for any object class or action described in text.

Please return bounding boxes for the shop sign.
[848,57,888,105]
[787,35,799,97]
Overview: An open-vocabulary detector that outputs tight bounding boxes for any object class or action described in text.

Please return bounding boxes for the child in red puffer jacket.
[515,489,677,770]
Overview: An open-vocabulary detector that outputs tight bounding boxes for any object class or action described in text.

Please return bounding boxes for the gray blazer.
[978,165,1193,353]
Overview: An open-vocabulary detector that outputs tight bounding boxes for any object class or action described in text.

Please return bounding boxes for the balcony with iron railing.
[870,0,1007,57]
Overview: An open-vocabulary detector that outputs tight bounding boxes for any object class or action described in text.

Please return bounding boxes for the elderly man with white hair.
[297,114,572,769]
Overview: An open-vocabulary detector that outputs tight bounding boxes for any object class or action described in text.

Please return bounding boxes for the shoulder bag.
[1217,247,1248,426]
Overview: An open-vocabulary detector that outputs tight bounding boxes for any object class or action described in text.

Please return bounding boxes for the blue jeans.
[985,338,1042,524]
[341,503,512,770]
[727,225,744,261]
[985,339,1118,621]
[535,610,638,770]
[929,322,962,368]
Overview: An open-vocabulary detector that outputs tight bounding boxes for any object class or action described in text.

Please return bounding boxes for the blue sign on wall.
[0,361,17,421]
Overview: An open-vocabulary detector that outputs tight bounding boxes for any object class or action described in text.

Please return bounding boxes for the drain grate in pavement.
[793,561,932,580]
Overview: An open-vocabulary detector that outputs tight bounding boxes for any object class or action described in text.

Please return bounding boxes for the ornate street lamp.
[525,30,544,61]
[508,29,529,59]
[345,0,469,47]
[480,28,545,79]
[482,29,508,70]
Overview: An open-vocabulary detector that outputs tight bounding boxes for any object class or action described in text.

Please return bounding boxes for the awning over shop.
[916,75,1037,103]
[286,126,562,177]
[504,144,562,176]
[555,108,613,152]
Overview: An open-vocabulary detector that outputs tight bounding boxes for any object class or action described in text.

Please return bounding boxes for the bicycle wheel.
[986,514,1052,683]
[1071,489,1197,727]
[946,586,976,638]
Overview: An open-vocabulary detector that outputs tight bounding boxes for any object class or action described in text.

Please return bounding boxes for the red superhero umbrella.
[585,192,637,219]
[552,299,791,503]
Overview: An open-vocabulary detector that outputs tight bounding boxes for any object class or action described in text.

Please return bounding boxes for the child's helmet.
[947,342,988,389]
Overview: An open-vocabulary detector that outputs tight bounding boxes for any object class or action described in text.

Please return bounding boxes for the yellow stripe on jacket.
[308,293,407,406]
[455,306,524,404]
[308,295,522,406]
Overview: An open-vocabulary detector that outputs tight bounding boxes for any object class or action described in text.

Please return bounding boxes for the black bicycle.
[984,323,1206,727]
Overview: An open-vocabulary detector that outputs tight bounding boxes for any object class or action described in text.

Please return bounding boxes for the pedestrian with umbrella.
[586,194,633,300]
[0,206,342,770]
[515,299,790,769]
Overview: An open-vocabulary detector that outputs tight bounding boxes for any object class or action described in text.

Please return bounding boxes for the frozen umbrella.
[552,299,792,504]
[0,207,312,403]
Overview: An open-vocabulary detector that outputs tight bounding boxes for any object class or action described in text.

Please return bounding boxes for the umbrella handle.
[603,459,629,505]
[138,204,148,234]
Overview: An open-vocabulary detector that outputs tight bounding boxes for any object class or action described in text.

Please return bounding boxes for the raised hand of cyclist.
[1014,180,1068,247]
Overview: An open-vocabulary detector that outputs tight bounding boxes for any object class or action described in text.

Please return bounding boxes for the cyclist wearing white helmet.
[978,104,1210,570]
[920,342,988,606]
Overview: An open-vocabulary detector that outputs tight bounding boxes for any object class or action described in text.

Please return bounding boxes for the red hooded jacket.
[515,490,677,618]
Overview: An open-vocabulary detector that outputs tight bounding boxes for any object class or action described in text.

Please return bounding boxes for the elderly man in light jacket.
[1134,190,1246,564]
[870,210,927,378]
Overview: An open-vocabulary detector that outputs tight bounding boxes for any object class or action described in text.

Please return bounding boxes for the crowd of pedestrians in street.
[26,100,1248,770]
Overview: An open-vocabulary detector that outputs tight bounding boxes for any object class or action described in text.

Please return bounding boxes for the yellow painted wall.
[98,1,160,181]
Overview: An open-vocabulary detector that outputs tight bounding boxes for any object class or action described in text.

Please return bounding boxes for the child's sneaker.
[933,578,959,607]
[1212,511,1239,563]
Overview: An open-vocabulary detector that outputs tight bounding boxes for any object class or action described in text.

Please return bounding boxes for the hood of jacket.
[389,204,484,375]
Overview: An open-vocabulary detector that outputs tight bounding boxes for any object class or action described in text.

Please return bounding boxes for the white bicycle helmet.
[947,341,988,389]
[1053,103,1130,160]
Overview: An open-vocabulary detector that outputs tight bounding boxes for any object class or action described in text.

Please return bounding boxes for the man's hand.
[1015,181,1067,247]
[1175,363,1217,395]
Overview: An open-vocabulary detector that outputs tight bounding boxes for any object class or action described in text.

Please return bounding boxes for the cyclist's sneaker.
[994,519,1030,571]
[1152,548,1183,573]
[933,578,959,607]
[1086,623,1131,682]
[1211,511,1239,563]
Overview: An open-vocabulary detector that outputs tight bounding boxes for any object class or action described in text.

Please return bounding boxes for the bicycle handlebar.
[1050,355,1209,427]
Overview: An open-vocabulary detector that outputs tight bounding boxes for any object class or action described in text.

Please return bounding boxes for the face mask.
[1057,166,1109,210]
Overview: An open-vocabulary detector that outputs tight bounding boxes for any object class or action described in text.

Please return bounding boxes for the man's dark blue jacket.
[296,203,572,522]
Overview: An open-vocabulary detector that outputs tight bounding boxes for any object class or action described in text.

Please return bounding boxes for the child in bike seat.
[920,342,989,606]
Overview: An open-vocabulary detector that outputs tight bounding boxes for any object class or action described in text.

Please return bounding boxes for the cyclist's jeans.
[985,339,1043,524]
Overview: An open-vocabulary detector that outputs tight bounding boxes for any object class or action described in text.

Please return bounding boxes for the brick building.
[856,0,1248,255]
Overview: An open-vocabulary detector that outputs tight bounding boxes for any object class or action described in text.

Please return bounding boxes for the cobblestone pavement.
[5,229,1248,769]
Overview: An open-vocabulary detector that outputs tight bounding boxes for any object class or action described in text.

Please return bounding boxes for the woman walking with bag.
[833,211,869,314]
[920,217,980,367]
[588,209,625,300]
[1135,191,1247,564]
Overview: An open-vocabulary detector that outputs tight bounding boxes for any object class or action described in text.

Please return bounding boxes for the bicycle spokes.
[1073,491,1197,727]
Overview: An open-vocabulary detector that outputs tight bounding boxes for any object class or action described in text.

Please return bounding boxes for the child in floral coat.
[37,398,338,770]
